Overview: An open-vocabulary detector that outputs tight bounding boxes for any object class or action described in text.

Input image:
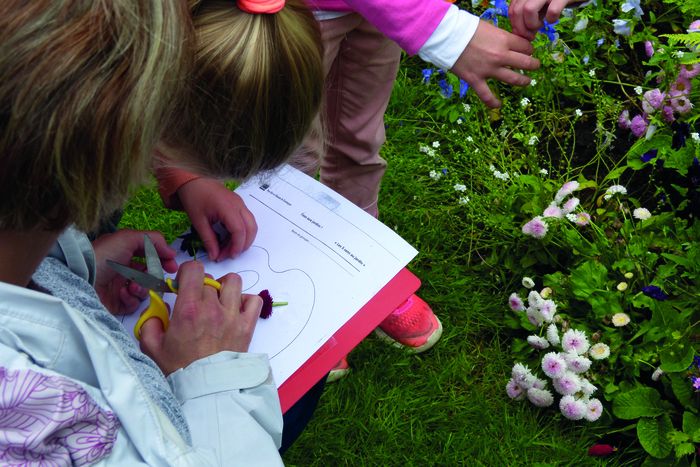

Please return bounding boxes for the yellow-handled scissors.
[106,234,221,340]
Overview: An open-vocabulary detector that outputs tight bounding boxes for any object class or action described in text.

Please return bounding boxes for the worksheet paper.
[121,165,417,386]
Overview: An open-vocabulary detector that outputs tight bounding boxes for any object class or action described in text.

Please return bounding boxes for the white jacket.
[0,228,284,466]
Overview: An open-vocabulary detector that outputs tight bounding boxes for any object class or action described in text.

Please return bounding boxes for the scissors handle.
[134,290,169,339]
[133,278,223,340]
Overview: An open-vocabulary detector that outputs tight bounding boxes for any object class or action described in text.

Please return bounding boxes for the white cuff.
[168,352,272,403]
[417,5,480,70]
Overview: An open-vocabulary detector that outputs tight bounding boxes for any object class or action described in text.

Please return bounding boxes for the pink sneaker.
[326,356,350,383]
[375,294,442,353]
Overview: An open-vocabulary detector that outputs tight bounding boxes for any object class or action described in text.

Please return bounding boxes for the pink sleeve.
[315,0,452,55]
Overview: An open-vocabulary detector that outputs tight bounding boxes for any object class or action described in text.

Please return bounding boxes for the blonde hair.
[0,0,191,231]
[162,0,324,180]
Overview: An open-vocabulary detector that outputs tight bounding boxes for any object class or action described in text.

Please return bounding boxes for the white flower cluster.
[489,164,510,181]
[507,292,609,421]
[419,144,437,158]
[603,184,627,200]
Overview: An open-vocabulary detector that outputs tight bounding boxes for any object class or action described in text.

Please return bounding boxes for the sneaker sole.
[373,316,443,354]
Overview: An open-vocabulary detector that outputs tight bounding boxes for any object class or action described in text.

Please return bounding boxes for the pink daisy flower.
[644,40,654,57]
[641,89,664,114]
[508,293,525,312]
[527,387,554,407]
[539,299,557,323]
[575,212,591,226]
[555,181,580,203]
[618,110,631,129]
[630,114,648,137]
[661,105,676,123]
[543,203,563,218]
[671,95,693,114]
[566,355,592,374]
[527,335,550,350]
[522,216,549,239]
[559,395,586,420]
[553,371,582,396]
[541,352,567,379]
[688,19,700,33]
[670,76,692,96]
[562,329,590,354]
[562,197,580,214]
[506,379,525,400]
[679,63,700,80]
[585,398,604,421]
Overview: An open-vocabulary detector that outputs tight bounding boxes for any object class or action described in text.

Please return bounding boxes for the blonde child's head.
[162,0,324,180]
[0,0,191,232]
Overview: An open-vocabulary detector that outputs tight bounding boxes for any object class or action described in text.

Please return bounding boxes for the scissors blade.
[106,260,172,294]
[143,234,165,281]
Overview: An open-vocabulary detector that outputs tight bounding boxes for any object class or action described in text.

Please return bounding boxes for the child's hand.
[138,262,261,375]
[451,20,540,108]
[92,229,177,315]
[509,0,579,40]
[177,178,257,261]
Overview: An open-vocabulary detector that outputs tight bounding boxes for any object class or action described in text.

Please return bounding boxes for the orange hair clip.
[237,0,285,14]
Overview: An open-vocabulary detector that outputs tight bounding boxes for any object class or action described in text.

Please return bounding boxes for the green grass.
[120,58,619,466]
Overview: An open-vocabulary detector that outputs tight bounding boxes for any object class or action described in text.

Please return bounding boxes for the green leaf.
[672,376,695,409]
[675,442,695,458]
[683,412,700,442]
[660,340,695,372]
[637,415,673,458]
[570,260,608,299]
[613,387,666,419]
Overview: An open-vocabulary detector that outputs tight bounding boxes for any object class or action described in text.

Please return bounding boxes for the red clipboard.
[278,268,421,413]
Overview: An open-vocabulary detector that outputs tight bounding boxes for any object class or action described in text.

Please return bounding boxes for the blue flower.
[459,79,470,99]
[672,122,690,150]
[480,8,498,26]
[422,68,433,84]
[582,54,590,65]
[642,285,669,301]
[539,20,558,42]
[596,38,606,47]
[621,0,643,19]
[438,79,453,98]
[612,19,632,36]
[640,149,657,162]
[494,0,509,17]
[441,168,448,175]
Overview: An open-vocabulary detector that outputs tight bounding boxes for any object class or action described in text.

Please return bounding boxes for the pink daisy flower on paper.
[543,203,563,218]
[541,352,567,379]
[585,398,604,422]
[559,395,586,420]
[553,371,582,396]
[641,89,664,114]
[562,329,590,355]
[630,114,648,137]
[527,387,554,407]
[508,293,525,312]
[618,110,631,129]
[522,216,549,239]
[562,197,580,214]
[671,95,693,114]
[506,379,525,400]
[554,181,580,204]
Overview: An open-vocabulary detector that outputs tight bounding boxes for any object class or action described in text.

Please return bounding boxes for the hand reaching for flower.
[509,0,583,40]
[451,20,540,108]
